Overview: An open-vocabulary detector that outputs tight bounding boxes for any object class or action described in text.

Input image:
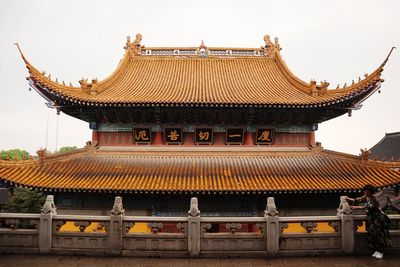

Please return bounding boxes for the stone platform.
[0,255,399,267]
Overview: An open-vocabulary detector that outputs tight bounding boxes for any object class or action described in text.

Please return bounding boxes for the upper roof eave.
[15,39,394,107]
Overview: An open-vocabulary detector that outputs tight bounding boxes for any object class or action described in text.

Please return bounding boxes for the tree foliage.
[58,146,78,153]
[4,187,45,213]
[0,149,30,160]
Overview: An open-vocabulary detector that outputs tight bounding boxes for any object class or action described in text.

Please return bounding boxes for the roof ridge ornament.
[198,40,208,58]
[310,80,330,96]
[125,33,143,57]
[36,148,47,161]
[263,35,281,57]
[360,148,371,161]
[79,78,98,95]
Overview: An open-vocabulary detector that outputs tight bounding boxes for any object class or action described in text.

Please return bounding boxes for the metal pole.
[55,114,59,152]
[45,112,49,149]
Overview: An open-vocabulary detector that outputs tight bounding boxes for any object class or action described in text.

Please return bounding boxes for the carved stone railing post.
[338,196,354,254]
[110,196,124,255]
[265,197,279,256]
[187,197,201,257]
[39,195,57,253]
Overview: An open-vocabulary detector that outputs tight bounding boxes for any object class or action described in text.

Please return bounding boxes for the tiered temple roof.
[1,146,399,194]
[2,35,398,194]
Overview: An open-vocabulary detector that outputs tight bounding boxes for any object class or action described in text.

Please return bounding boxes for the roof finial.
[133,33,142,45]
[199,40,208,58]
[274,37,281,51]
[263,35,280,56]
[124,35,131,49]
[360,148,371,161]
[126,33,143,57]
[263,35,272,47]
[200,40,206,49]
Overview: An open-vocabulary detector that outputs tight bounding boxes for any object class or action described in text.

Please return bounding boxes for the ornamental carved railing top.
[111,196,124,216]
[337,196,353,216]
[265,197,279,217]
[188,197,200,217]
[41,195,57,215]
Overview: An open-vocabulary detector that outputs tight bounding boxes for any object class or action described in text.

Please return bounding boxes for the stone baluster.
[39,195,57,253]
[187,197,201,257]
[109,196,124,255]
[265,197,280,256]
[337,196,354,254]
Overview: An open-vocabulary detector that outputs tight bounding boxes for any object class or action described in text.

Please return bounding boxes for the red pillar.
[153,132,163,145]
[243,132,254,146]
[309,132,316,147]
[92,130,99,145]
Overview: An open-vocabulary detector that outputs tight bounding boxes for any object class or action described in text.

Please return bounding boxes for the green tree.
[0,149,30,160]
[58,146,77,153]
[5,187,45,213]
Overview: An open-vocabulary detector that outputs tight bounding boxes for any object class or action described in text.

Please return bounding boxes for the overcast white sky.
[0,0,399,155]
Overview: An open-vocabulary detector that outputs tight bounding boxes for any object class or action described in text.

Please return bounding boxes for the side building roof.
[370,132,400,161]
[1,146,399,194]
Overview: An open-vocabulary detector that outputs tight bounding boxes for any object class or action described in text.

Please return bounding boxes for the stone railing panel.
[122,216,188,254]
[200,218,266,254]
[51,215,110,251]
[1,195,400,257]
[0,213,40,252]
[279,216,342,254]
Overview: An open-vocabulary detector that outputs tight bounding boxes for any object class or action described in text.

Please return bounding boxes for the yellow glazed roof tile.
[1,147,399,193]
[15,36,394,107]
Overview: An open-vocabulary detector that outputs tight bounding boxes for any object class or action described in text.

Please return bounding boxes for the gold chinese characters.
[195,128,213,144]
[133,128,151,143]
[164,128,182,144]
[256,128,274,144]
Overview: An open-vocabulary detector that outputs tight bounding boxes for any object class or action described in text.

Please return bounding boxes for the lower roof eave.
[4,178,400,195]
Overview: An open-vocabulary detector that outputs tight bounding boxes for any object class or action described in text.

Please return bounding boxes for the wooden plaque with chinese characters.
[255,128,274,145]
[194,128,213,144]
[226,128,244,145]
[133,127,152,144]
[164,127,182,144]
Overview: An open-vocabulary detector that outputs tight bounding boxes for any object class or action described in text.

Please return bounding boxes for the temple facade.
[1,35,399,216]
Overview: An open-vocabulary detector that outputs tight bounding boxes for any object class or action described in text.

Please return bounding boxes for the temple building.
[370,132,400,161]
[0,35,399,216]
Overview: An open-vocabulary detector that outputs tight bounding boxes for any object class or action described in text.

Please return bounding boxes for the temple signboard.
[134,127,151,143]
[164,127,182,144]
[195,128,213,144]
[256,128,274,144]
[226,128,244,145]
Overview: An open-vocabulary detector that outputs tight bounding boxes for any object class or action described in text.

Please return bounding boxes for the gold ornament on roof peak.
[198,40,208,57]
[125,33,143,57]
[263,35,281,56]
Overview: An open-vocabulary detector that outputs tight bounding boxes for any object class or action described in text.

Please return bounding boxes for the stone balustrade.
[0,196,399,257]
